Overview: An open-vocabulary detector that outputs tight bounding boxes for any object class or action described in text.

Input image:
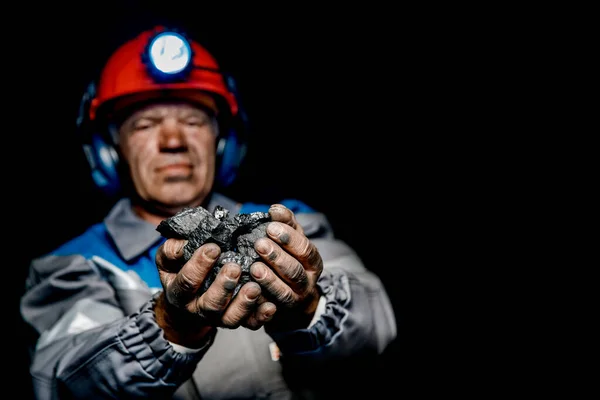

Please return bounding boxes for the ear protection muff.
[214,73,249,189]
[76,75,249,197]
[77,81,121,197]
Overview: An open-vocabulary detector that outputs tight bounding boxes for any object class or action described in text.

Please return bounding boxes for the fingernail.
[267,222,283,236]
[204,245,219,260]
[255,239,270,255]
[246,289,259,301]
[264,305,276,320]
[270,204,284,213]
[226,264,241,279]
[251,264,266,279]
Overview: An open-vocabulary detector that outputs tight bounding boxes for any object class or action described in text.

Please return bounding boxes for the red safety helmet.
[89,26,238,121]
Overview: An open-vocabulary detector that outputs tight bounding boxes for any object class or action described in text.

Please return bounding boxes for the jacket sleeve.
[20,254,212,400]
[268,212,397,360]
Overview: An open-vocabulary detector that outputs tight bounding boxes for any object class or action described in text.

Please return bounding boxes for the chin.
[160,195,199,208]
[157,187,207,208]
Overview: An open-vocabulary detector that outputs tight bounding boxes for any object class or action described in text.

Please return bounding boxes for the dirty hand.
[250,204,324,332]
[154,240,277,348]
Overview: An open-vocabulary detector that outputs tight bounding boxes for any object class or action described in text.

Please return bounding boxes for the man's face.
[117,101,218,209]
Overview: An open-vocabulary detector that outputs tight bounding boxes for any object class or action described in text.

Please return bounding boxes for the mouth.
[156,163,193,176]
[157,162,192,170]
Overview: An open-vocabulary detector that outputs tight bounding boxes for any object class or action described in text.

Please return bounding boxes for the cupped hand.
[154,239,277,347]
[250,204,324,332]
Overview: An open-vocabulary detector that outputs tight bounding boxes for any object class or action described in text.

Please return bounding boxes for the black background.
[4,1,480,396]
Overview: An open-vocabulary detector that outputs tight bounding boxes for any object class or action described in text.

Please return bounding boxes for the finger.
[166,243,220,308]
[250,261,297,308]
[243,302,277,331]
[156,238,187,274]
[156,239,188,292]
[269,204,303,234]
[192,262,241,319]
[265,222,323,275]
[219,281,262,328]
[255,237,310,294]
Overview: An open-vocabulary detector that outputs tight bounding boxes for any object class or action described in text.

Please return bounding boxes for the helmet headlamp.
[144,31,193,82]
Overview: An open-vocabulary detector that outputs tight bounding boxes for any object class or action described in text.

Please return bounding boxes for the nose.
[159,117,187,151]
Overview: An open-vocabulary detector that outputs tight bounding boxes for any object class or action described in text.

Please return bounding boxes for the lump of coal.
[157,205,271,297]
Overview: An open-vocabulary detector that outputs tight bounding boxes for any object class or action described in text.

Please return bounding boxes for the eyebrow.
[137,108,209,120]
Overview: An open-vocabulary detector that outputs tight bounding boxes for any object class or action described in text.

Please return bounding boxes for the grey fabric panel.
[190,327,292,400]
[31,296,212,399]
[22,253,211,399]
[21,254,120,336]
[172,380,202,400]
[91,256,154,315]
[270,266,396,357]
[36,297,124,351]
